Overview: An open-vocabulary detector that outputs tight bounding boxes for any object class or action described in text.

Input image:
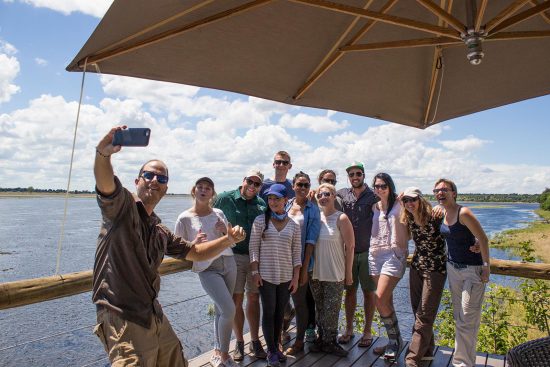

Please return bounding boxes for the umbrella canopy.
[67,0,550,129]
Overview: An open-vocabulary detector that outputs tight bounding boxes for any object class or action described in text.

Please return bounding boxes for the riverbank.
[491,209,550,263]
[0,192,191,198]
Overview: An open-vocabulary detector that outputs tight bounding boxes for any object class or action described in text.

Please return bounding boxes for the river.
[0,196,540,366]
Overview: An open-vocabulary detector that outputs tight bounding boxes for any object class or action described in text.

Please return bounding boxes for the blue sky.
[1,0,549,194]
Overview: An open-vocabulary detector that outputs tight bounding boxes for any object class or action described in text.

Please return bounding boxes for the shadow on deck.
[189,327,506,367]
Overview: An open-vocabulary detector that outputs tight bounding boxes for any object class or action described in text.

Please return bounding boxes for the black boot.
[381,312,403,360]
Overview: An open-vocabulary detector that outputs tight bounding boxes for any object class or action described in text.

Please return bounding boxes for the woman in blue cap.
[249,183,302,367]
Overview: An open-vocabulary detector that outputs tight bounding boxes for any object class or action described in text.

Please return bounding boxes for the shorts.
[233,253,259,294]
[346,252,376,292]
[368,247,407,278]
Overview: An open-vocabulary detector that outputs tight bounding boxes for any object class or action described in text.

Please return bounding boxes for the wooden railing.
[1,257,549,310]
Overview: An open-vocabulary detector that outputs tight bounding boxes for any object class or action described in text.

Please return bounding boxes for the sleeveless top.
[440,206,481,265]
[313,211,346,282]
[369,201,409,257]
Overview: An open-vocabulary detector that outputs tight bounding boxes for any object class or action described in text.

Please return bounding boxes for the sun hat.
[195,177,215,187]
[403,187,423,198]
[265,183,287,198]
[346,161,365,172]
[246,169,264,183]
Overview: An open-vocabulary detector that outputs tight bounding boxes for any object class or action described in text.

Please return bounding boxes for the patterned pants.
[309,279,344,343]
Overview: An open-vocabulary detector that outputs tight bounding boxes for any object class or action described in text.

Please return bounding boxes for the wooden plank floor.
[189,327,506,367]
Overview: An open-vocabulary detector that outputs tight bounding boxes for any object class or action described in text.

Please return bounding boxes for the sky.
[0,0,549,195]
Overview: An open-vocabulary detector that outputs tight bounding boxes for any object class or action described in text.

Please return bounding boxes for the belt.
[448,260,468,269]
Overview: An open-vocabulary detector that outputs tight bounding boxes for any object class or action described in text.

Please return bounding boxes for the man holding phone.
[93,126,246,367]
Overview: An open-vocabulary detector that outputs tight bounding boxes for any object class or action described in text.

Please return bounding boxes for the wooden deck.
[189,327,506,367]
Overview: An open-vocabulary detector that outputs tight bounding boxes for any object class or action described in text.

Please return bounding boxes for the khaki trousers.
[93,308,187,367]
[447,263,486,367]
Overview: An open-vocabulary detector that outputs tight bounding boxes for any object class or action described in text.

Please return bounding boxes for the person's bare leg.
[247,292,261,340]
[233,293,245,341]
[363,288,376,338]
[344,288,357,336]
[376,275,400,317]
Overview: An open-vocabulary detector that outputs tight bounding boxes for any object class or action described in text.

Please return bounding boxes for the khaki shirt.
[93,177,192,328]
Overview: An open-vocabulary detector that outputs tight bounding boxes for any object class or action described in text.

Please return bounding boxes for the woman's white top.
[249,214,302,285]
[174,208,232,272]
[313,211,346,282]
[369,201,409,257]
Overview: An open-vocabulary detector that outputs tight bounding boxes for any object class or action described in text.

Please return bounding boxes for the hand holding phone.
[112,128,151,146]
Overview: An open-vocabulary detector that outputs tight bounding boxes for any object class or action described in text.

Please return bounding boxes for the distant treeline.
[0,187,94,194]
[425,193,539,203]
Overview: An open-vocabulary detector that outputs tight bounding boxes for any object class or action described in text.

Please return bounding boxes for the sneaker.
[249,340,267,359]
[210,354,225,367]
[233,341,245,362]
[384,338,402,360]
[276,350,287,363]
[266,352,280,367]
[322,341,349,357]
[305,328,316,342]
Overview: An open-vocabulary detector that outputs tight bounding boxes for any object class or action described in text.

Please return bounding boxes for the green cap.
[346,161,365,172]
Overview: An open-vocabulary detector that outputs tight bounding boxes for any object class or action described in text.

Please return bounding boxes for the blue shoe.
[267,352,280,367]
[305,328,316,342]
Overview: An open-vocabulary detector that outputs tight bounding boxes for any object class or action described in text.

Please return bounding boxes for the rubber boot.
[381,312,403,360]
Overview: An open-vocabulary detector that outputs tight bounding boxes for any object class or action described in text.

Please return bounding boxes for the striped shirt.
[249,214,302,284]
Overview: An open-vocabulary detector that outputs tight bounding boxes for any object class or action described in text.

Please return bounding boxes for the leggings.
[259,280,291,352]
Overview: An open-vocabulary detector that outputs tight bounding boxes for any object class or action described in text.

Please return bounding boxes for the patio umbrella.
[66,0,550,129]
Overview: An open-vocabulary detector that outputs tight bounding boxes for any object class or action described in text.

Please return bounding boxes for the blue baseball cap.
[265,183,287,198]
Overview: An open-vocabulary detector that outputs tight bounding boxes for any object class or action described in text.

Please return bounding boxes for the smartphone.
[112,128,151,146]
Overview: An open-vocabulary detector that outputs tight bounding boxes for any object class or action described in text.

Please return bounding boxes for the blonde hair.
[318,183,336,196]
[400,196,433,228]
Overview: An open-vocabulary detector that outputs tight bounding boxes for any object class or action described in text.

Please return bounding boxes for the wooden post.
[0,258,191,310]
[1,257,548,311]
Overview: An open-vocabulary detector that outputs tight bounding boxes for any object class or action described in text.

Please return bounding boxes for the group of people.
[92,126,490,367]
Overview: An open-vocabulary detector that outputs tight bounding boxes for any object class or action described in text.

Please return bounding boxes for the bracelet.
[483,262,489,267]
[96,148,110,158]
[251,270,259,276]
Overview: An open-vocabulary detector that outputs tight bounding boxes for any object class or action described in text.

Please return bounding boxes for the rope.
[54,57,88,275]
[427,50,445,127]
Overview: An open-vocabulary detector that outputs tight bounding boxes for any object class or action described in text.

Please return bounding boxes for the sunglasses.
[274,160,290,166]
[402,197,419,204]
[348,171,363,178]
[321,179,336,185]
[316,191,331,199]
[142,171,169,184]
[433,188,450,194]
[246,178,262,188]
[374,184,388,190]
[295,182,310,189]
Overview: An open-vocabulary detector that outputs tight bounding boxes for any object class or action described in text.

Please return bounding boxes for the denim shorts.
[368,247,407,278]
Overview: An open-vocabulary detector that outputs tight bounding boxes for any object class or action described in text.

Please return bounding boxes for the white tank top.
[313,211,346,282]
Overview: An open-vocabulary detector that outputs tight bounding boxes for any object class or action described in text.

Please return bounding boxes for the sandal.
[358,334,373,347]
[337,332,354,344]
[284,341,304,356]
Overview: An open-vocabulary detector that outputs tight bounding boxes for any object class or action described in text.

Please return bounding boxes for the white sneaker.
[210,354,225,367]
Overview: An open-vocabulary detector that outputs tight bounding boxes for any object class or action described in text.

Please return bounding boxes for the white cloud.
[0,40,21,103]
[14,0,112,17]
[440,135,490,151]
[279,111,349,132]
[34,57,48,66]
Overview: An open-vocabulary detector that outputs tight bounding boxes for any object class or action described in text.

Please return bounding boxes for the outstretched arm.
[94,126,125,195]
[185,223,245,261]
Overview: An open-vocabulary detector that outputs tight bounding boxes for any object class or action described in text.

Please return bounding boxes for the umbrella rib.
[341,37,461,51]
[75,0,272,69]
[489,1,550,35]
[293,0,398,100]
[475,0,489,32]
[484,0,532,33]
[416,0,465,34]
[530,0,550,23]
[486,30,550,40]
[290,0,461,39]
[424,47,442,125]
[94,0,216,55]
